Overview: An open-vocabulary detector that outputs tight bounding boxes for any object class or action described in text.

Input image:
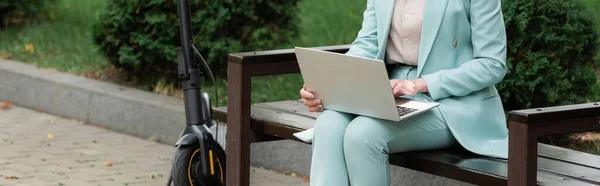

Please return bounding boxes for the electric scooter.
[167,0,226,185]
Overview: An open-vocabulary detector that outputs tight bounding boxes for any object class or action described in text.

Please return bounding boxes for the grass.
[0,0,109,74]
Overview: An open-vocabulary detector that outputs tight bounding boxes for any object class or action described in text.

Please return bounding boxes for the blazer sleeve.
[421,0,508,101]
[346,0,378,59]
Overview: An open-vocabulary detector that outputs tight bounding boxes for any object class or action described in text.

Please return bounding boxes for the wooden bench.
[215,45,600,186]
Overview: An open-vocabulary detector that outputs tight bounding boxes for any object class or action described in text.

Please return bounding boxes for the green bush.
[499,0,599,110]
[0,0,55,28]
[93,0,301,79]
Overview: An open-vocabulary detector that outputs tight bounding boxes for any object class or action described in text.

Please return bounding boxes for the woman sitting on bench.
[299,0,509,185]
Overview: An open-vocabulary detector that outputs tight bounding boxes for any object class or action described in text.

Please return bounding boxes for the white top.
[386,0,427,66]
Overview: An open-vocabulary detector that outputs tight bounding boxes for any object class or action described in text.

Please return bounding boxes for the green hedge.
[0,0,55,28]
[499,0,599,110]
[93,0,301,78]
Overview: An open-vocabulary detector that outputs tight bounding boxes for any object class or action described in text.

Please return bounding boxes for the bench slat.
[401,150,597,186]
[508,102,600,124]
[538,143,600,170]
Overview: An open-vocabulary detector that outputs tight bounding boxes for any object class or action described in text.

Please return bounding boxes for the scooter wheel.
[171,143,226,186]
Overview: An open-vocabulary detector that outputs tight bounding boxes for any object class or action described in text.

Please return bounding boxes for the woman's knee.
[313,110,355,139]
[343,116,389,154]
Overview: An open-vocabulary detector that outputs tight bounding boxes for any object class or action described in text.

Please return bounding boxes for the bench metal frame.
[220,45,600,186]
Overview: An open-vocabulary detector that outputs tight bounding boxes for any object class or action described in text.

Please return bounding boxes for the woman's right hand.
[300,84,323,112]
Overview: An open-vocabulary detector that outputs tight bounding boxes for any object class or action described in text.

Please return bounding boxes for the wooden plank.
[213,104,315,131]
[225,62,252,186]
[536,157,600,185]
[528,117,600,137]
[258,100,320,119]
[508,121,538,186]
[399,150,597,186]
[245,61,301,76]
[227,45,350,64]
[538,143,600,170]
[508,102,600,124]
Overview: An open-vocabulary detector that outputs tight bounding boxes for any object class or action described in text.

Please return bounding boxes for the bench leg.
[508,121,538,186]
[226,62,252,186]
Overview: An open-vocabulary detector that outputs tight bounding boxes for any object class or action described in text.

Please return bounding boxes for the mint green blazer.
[346,0,509,159]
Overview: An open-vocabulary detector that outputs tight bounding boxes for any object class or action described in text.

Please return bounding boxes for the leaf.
[0,102,11,110]
[104,161,113,167]
[47,133,54,139]
[4,175,18,180]
[149,172,157,179]
[303,176,309,182]
[25,43,35,53]
[290,173,297,177]
[0,53,12,60]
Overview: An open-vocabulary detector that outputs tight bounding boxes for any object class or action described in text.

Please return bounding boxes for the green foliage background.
[0,0,56,28]
[498,0,598,110]
[92,0,301,80]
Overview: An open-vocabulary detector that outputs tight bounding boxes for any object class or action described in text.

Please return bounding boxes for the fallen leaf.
[75,160,82,163]
[47,133,54,139]
[303,176,310,182]
[104,161,113,167]
[25,43,35,53]
[55,162,60,166]
[149,172,157,179]
[283,171,289,176]
[291,173,297,177]
[4,175,18,180]
[119,87,125,91]
[0,53,12,60]
[0,101,11,109]
[148,136,158,142]
[35,108,41,112]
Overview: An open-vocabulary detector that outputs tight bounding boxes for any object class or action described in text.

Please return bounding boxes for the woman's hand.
[300,84,323,112]
[390,79,428,97]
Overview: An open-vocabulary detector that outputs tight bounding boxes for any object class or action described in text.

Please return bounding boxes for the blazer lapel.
[417,0,449,76]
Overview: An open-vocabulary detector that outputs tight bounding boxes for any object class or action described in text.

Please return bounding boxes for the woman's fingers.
[392,84,403,97]
[308,105,324,112]
[300,87,315,99]
[300,85,322,112]
[302,97,322,107]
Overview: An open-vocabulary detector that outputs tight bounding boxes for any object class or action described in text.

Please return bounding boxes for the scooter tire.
[171,143,226,186]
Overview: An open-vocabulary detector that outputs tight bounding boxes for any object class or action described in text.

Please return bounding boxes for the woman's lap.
[313,107,457,154]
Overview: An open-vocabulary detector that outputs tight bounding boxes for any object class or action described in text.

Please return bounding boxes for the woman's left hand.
[390,79,428,97]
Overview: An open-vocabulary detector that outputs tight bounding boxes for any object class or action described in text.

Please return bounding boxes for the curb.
[0,60,189,145]
[0,60,470,185]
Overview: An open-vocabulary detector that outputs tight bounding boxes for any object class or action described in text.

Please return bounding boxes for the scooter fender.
[175,133,198,146]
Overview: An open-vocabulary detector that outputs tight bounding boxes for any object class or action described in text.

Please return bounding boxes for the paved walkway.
[0,104,309,186]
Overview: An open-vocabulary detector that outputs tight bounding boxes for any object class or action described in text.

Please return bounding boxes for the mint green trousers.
[309,67,458,186]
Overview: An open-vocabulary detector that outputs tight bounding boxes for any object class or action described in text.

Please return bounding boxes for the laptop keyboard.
[397,106,419,117]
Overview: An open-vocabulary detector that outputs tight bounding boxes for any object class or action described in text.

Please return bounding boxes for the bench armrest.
[228,45,350,65]
[508,102,600,125]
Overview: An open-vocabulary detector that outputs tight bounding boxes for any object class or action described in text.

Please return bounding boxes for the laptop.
[294,47,439,122]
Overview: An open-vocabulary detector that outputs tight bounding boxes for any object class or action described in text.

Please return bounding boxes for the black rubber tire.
[171,143,226,186]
